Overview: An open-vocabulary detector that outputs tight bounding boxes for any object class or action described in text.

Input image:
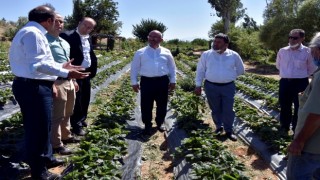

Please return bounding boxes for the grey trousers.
[204,80,236,133]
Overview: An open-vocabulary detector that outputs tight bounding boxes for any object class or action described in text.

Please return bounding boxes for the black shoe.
[33,171,61,180]
[157,126,166,132]
[214,127,224,136]
[73,128,86,136]
[143,127,152,136]
[226,132,237,141]
[46,159,65,169]
[62,136,81,144]
[82,121,88,127]
[53,146,73,155]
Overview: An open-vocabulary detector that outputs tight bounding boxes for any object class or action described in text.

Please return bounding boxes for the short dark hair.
[290,29,305,38]
[214,33,230,44]
[28,5,55,23]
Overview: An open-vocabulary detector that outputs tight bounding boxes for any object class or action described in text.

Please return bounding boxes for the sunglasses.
[288,36,300,40]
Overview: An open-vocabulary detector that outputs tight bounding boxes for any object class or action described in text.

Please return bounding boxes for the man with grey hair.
[286,32,320,180]
[276,29,316,134]
[130,30,176,135]
[46,13,80,156]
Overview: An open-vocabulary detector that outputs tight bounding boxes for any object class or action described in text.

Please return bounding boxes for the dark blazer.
[60,29,97,78]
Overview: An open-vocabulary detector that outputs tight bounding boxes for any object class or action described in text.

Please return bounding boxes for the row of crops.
[0,49,136,179]
[0,45,288,179]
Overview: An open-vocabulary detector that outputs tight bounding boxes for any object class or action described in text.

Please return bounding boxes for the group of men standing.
[9,5,96,179]
[131,28,320,179]
[7,3,320,179]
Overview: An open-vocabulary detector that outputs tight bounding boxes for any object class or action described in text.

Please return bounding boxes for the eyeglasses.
[289,36,300,40]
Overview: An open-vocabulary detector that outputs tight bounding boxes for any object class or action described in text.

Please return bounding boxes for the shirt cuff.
[57,69,69,78]
[196,81,202,87]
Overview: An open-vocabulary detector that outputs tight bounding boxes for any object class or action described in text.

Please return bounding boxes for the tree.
[296,0,320,41]
[4,16,28,40]
[65,0,122,37]
[242,14,259,32]
[132,19,167,42]
[207,0,246,33]
[259,0,304,51]
[208,20,225,38]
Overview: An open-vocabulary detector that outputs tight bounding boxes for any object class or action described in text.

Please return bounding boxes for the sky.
[0,0,266,41]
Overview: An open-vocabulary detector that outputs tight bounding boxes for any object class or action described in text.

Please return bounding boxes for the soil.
[244,61,280,80]
[140,108,174,180]
[140,131,174,180]
[202,106,279,179]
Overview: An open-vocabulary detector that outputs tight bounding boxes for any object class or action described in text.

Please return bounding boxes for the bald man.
[60,17,98,136]
[130,30,176,135]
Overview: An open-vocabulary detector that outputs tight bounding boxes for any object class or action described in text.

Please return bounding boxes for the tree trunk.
[223,11,231,33]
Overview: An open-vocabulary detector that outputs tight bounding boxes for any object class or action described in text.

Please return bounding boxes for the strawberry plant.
[65,76,135,179]
[234,97,290,154]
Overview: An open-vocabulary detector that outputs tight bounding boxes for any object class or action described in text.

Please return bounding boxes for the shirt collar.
[212,48,230,54]
[284,44,304,51]
[76,28,89,39]
[28,21,47,35]
[147,44,161,50]
[46,33,61,42]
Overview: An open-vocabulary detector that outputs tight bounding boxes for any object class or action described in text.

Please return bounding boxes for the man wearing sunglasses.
[276,29,316,134]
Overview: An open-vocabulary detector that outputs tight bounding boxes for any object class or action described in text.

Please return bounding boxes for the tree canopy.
[259,0,320,51]
[132,19,167,42]
[207,0,245,33]
[65,0,121,36]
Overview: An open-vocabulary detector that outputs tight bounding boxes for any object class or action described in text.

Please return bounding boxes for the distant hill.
[0,20,16,40]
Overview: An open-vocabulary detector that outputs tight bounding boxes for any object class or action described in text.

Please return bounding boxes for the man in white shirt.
[195,33,245,141]
[9,5,88,180]
[131,30,176,135]
[60,17,97,136]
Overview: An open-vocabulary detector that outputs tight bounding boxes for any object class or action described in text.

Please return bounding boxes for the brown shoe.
[62,136,81,144]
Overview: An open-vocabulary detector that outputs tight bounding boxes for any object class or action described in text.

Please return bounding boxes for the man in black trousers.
[130,30,176,135]
[60,17,97,136]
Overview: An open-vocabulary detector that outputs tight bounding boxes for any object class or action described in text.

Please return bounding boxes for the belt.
[141,75,168,80]
[57,77,71,80]
[205,80,234,86]
[14,76,54,86]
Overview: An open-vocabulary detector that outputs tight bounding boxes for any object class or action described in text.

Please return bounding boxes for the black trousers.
[12,77,55,177]
[140,76,169,129]
[70,76,91,131]
[279,77,309,131]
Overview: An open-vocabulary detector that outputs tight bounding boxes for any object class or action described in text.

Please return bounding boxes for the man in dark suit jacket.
[60,17,97,136]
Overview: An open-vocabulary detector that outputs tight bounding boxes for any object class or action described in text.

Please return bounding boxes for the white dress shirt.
[9,21,69,81]
[195,48,245,87]
[130,45,176,85]
[76,29,91,68]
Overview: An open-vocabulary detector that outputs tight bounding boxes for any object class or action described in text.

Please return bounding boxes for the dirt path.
[140,108,174,180]
[202,108,279,179]
[244,61,280,80]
